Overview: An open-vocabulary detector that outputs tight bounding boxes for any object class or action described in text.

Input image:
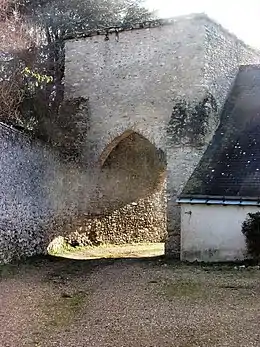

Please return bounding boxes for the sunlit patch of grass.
[47,237,77,256]
[52,242,165,260]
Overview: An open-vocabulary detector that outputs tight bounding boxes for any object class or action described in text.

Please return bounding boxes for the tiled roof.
[180,64,260,199]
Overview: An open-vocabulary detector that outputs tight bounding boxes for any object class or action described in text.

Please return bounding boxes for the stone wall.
[65,15,207,161]
[64,14,260,258]
[0,123,166,263]
[64,184,167,247]
[0,123,96,262]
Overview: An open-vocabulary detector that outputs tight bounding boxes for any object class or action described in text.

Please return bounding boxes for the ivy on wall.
[167,92,218,147]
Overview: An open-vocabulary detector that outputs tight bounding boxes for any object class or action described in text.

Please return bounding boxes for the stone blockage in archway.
[65,131,167,246]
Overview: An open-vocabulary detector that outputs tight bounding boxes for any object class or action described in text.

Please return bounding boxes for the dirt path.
[1,256,260,347]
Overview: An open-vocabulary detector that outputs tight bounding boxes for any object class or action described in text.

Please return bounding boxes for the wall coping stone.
[64,13,260,55]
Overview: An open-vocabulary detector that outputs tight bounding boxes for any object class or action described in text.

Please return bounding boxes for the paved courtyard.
[1,255,260,347]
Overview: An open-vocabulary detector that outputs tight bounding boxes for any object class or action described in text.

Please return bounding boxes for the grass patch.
[30,289,91,345]
[42,290,90,328]
[158,274,259,303]
[51,242,165,260]
[0,263,19,279]
[0,256,45,280]
[162,279,204,300]
[47,238,79,256]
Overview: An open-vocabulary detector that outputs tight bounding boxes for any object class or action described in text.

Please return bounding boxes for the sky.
[144,0,260,49]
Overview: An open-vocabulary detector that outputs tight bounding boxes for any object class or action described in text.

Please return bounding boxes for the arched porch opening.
[97,131,166,211]
[47,130,167,257]
[92,130,167,247]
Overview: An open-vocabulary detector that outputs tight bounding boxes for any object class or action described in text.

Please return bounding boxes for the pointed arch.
[99,130,135,166]
[96,130,167,212]
[99,129,165,167]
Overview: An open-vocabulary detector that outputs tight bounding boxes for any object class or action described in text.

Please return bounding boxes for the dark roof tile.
[181,65,260,199]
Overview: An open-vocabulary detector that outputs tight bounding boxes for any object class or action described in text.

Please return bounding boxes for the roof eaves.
[177,196,260,206]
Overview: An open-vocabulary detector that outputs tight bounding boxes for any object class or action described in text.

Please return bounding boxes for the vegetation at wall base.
[242,212,260,261]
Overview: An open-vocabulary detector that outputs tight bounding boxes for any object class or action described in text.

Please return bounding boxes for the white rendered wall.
[181,203,260,262]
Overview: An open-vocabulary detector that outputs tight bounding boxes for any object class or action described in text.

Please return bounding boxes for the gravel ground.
[1,256,260,347]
